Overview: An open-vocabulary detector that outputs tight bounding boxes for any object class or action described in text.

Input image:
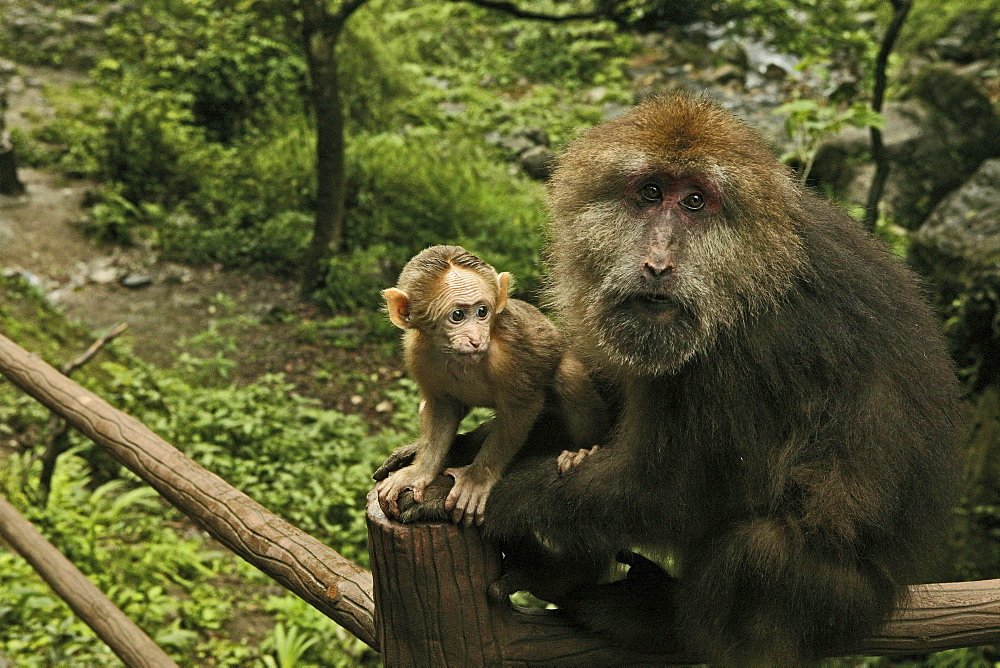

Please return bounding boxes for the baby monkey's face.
[429,268,506,359]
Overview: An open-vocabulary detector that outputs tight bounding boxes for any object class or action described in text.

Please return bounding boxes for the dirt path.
[0,67,401,423]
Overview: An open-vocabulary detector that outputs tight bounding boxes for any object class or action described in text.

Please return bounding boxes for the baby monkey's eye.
[449,309,466,323]
[476,305,490,319]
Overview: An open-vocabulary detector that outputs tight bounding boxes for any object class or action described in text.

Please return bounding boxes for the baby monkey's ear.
[496,272,511,314]
[383,288,412,329]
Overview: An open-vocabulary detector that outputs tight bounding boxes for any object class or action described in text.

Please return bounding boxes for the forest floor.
[0,66,403,426]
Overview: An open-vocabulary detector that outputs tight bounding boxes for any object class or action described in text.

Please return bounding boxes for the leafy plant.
[261,623,319,668]
[777,99,884,183]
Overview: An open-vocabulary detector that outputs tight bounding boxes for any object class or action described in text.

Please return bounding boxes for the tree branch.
[38,322,129,502]
[0,333,377,650]
[457,0,601,22]
[61,322,128,376]
[863,0,912,230]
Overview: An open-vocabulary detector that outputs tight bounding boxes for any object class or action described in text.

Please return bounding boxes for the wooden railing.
[2,331,1000,665]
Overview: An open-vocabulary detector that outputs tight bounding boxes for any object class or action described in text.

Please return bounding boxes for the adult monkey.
[384,95,960,665]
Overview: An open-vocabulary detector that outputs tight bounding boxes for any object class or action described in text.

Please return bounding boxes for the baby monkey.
[378,245,607,526]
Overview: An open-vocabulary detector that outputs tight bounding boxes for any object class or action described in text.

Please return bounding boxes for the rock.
[90,267,119,284]
[491,127,549,156]
[710,64,744,86]
[762,63,788,81]
[120,273,153,289]
[440,102,466,116]
[67,14,101,29]
[601,102,629,121]
[809,67,1000,229]
[934,11,1000,63]
[910,159,1000,387]
[587,86,609,104]
[713,40,749,69]
[11,268,45,291]
[514,127,548,147]
[425,75,450,90]
[162,263,193,284]
[495,134,534,156]
[519,145,556,180]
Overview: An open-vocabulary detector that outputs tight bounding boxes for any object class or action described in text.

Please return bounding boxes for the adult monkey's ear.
[496,272,511,314]
[383,288,412,329]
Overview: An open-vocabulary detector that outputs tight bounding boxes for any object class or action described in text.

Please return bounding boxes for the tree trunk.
[301,3,347,296]
[863,0,912,231]
[0,143,25,197]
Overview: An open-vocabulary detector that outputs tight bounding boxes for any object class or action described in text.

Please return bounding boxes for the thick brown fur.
[386,98,961,664]
[376,245,608,525]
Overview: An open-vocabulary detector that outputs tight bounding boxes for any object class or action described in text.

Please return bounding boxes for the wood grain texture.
[0,493,177,667]
[0,333,376,649]
[367,489,1000,665]
[4,331,1000,663]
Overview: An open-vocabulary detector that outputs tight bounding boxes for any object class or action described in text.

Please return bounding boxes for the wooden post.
[367,491,506,665]
[366,488,1000,665]
[365,490,688,666]
[4,332,1000,662]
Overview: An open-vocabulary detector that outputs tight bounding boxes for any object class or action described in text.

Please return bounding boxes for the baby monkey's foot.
[557,445,601,474]
[375,465,435,518]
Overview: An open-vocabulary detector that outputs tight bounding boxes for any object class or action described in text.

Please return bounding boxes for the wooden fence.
[2,331,1000,665]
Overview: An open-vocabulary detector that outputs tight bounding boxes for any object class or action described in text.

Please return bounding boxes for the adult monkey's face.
[545,95,807,378]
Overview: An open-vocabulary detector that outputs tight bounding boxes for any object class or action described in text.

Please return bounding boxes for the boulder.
[519,145,556,181]
[809,67,1000,229]
[910,158,1000,388]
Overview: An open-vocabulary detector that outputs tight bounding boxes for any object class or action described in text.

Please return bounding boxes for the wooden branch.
[366,489,1000,664]
[5,329,1000,660]
[366,489,691,665]
[39,322,129,502]
[0,333,377,650]
[0,492,177,667]
[62,322,129,376]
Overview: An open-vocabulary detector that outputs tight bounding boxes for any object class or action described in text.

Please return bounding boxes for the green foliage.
[0,354,412,663]
[93,360,412,565]
[777,99,884,182]
[101,0,306,143]
[19,0,635,304]
[312,129,547,310]
[0,273,410,663]
[905,0,1000,55]
[260,623,318,668]
[0,450,264,665]
[719,0,881,86]
[262,596,378,667]
[391,3,633,89]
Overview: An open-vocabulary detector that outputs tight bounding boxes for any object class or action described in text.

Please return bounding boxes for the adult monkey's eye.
[449,309,466,323]
[476,305,489,319]
[681,191,705,210]
[639,183,662,203]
